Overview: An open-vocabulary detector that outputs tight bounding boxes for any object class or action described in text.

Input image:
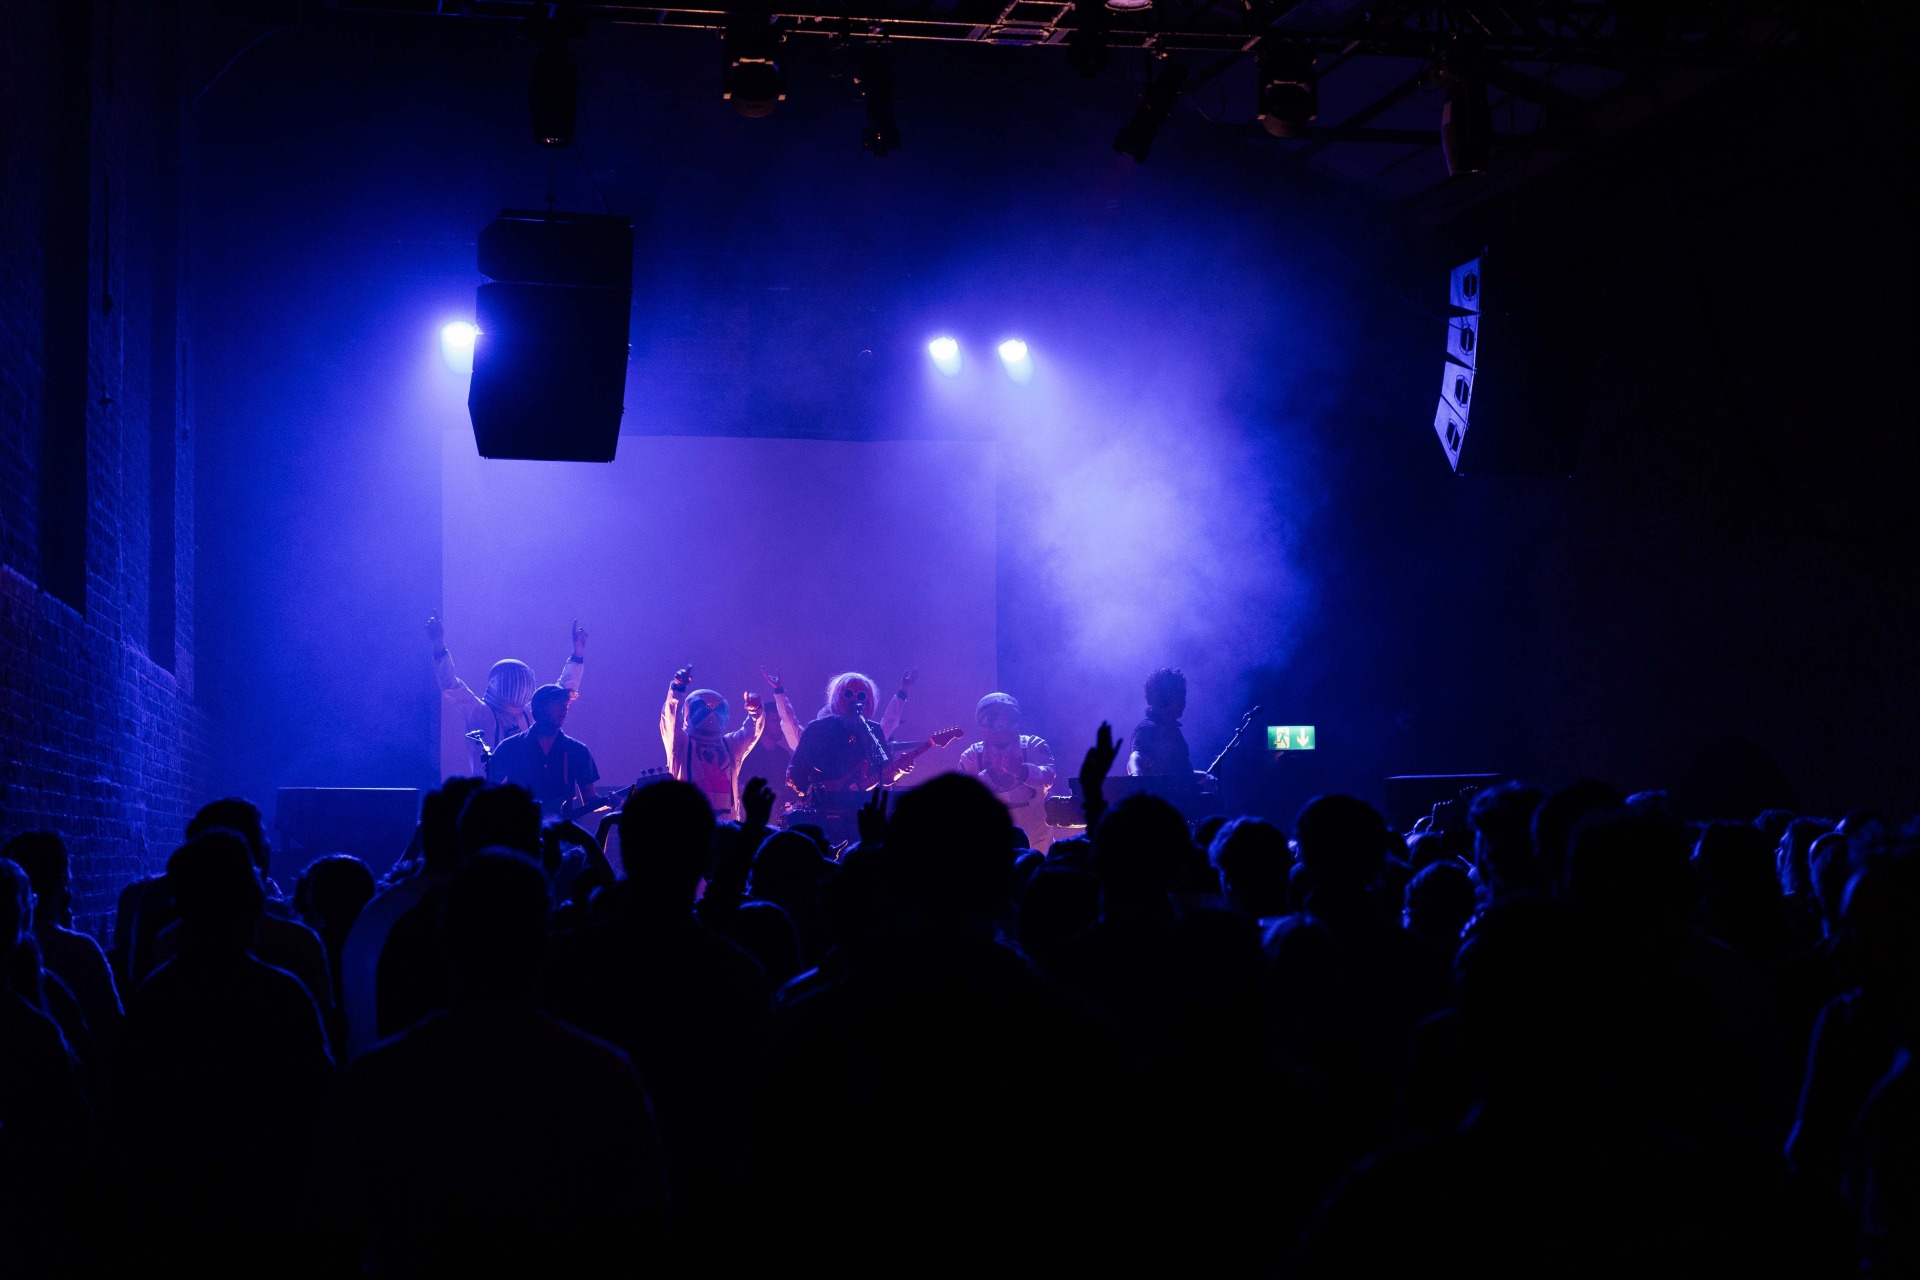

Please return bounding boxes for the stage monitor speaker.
[1383,773,1503,832]
[468,209,633,463]
[1432,248,1594,477]
[275,787,422,882]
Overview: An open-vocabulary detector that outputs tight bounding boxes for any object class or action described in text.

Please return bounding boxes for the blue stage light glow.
[440,321,478,374]
[928,336,962,375]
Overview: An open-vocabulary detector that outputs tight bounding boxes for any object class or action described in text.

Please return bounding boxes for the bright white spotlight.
[997,337,1033,384]
[927,336,962,375]
[440,321,478,374]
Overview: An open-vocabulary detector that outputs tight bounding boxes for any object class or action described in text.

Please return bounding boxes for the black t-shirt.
[788,716,889,794]
[1131,711,1193,777]
[490,730,600,815]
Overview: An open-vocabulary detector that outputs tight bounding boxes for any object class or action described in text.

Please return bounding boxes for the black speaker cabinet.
[467,209,633,463]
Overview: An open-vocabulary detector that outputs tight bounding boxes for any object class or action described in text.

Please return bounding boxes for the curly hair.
[1144,667,1187,709]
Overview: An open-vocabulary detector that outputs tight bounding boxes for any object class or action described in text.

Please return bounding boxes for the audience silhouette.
[117,830,334,1273]
[309,851,666,1275]
[4,728,1915,1275]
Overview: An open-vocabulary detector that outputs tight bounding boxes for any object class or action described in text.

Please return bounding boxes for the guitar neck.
[886,731,960,778]
[560,768,669,820]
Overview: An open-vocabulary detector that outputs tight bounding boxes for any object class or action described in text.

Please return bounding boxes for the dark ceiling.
[323,0,1820,220]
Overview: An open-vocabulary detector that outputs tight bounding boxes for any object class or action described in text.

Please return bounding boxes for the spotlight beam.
[440,321,479,374]
[928,335,962,374]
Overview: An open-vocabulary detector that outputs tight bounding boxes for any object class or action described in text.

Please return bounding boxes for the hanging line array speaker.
[468,208,633,463]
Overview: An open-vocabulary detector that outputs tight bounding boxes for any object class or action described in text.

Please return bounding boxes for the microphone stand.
[857,712,891,785]
[466,730,497,781]
[1206,706,1261,778]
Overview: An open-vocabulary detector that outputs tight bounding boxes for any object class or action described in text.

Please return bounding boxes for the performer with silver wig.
[788,671,902,797]
[428,614,587,773]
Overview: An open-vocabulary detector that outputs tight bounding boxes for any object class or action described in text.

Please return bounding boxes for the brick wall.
[0,0,201,941]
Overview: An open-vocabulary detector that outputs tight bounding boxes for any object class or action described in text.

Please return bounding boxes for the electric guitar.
[888,727,966,781]
[561,767,672,822]
[810,726,965,797]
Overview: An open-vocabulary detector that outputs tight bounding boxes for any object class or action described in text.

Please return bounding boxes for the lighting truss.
[345,1,1806,65]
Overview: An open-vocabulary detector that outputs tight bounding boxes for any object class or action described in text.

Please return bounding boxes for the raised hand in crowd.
[741,776,776,837]
[1079,721,1122,829]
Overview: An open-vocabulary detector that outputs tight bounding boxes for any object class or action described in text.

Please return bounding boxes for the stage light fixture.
[1113,60,1188,163]
[928,336,962,374]
[724,19,786,118]
[857,47,900,156]
[440,321,478,374]
[1256,43,1317,138]
[528,18,578,147]
[1439,62,1491,176]
[1066,0,1109,78]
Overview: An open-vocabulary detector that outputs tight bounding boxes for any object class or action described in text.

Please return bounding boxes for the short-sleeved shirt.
[1131,711,1193,778]
[489,730,600,816]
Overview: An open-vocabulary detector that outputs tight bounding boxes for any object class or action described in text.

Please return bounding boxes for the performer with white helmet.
[958,692,1059,852]
[661,663,767,820]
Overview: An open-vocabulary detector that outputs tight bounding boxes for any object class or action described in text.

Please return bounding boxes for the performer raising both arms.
[429,614,587,773]
[958,693,1059,852]
[742,667,806,817]
[661,664,766,820]
[486,684,601,818]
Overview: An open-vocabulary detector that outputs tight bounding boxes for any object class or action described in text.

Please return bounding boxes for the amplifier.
[1045,777,1224,829]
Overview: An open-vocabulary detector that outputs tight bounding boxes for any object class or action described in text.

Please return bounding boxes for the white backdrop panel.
[441,433,998,790]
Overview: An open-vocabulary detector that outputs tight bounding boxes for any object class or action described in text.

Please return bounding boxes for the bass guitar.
[560,767,672,823]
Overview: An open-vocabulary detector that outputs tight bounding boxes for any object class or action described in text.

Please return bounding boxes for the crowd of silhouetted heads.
[2,740,1917,1275]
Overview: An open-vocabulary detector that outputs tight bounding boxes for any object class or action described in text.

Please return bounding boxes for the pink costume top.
[959,734,1060,852]
[661,685,767,820]
[435,650,584,775]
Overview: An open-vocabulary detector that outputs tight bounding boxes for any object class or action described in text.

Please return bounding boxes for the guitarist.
[486,684,601,819]
[660,664,767,820]
[787,672,895,798]
[958,692,1060,852]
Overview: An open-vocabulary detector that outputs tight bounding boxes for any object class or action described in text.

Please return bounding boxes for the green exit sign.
[1268,725,1316,750]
